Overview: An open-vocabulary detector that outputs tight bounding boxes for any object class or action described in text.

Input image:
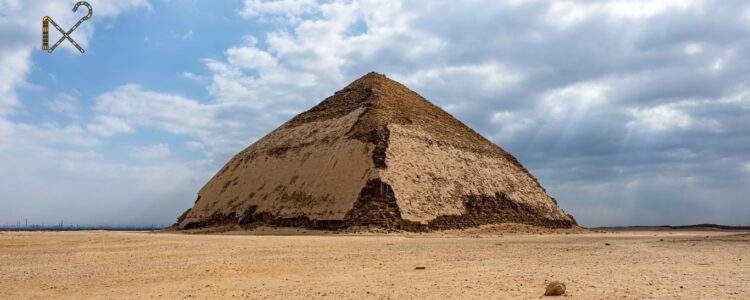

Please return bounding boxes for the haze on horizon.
[1,0,749,227]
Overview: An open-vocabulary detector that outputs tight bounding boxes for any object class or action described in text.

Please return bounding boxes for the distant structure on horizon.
[0,219,166,231]
[174,72,576,231]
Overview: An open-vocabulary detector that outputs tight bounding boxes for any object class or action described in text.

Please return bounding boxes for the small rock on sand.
[544,281,566,296]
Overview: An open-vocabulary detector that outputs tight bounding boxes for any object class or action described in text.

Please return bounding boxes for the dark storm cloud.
[373,1,750,226]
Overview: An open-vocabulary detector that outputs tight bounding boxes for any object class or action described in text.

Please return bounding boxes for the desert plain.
[1,226,748,299]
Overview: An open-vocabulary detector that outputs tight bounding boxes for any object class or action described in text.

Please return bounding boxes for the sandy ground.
[1,227,748,299]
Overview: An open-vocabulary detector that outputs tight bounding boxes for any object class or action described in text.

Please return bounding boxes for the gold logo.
[42,2,93,54]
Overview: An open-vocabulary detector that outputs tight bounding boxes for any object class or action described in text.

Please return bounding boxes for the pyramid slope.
[175,72,575,230]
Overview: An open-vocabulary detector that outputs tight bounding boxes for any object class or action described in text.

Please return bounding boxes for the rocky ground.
[1,226,748,299]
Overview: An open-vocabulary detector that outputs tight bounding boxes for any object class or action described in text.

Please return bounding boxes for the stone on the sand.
[544,281,566,296]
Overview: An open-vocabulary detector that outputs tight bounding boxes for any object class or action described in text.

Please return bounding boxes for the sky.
[1,0,749,227]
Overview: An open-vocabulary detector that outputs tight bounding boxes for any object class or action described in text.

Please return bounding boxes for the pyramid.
[175,72,576,231]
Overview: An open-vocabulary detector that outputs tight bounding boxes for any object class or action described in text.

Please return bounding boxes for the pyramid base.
[176,179,575,232]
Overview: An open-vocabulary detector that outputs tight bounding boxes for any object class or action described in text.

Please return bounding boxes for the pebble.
[544,281,566,296]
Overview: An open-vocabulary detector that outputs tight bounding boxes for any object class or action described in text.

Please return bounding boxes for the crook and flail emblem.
[42,1,93,54]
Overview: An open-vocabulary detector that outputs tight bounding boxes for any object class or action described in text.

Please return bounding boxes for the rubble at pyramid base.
[177,184,576,232]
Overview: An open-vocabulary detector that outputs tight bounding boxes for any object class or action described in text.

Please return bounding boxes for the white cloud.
[95,84,216,136]
[545,0,694,28]
[13,122,100,147]
[87,116,134,136]
[719,88,750,110]
[208,0,445,106]
[47,91,79,117]
[396,63,521,93]
[627,105,693,132]
[129,143,171,160]
[1,107,101,152]
[711,59,724,72]
[179,72,207,82]
[626,99,724,133]
[490,111,535,140]
[683,43,703,55]
[603,0,693,19]
[0,48,30,115]
[541,82,609,118]
[226,45,278,70]
[0,143,210,226]
[93,84,251,161]
[185,140,205,151]
[240,0,319,21]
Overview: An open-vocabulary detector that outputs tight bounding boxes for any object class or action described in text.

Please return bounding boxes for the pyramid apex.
[344,71,392,89]
[361,71,386,79]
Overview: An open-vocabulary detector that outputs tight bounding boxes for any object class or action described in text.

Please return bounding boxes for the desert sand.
[1,227,748,299]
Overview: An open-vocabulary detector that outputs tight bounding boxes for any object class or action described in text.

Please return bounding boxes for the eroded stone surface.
[175,72,576,230]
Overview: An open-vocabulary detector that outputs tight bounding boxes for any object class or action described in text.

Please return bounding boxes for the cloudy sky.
[1,0,749,227]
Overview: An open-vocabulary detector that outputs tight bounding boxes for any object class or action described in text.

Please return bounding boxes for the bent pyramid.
[175,72,576,231]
